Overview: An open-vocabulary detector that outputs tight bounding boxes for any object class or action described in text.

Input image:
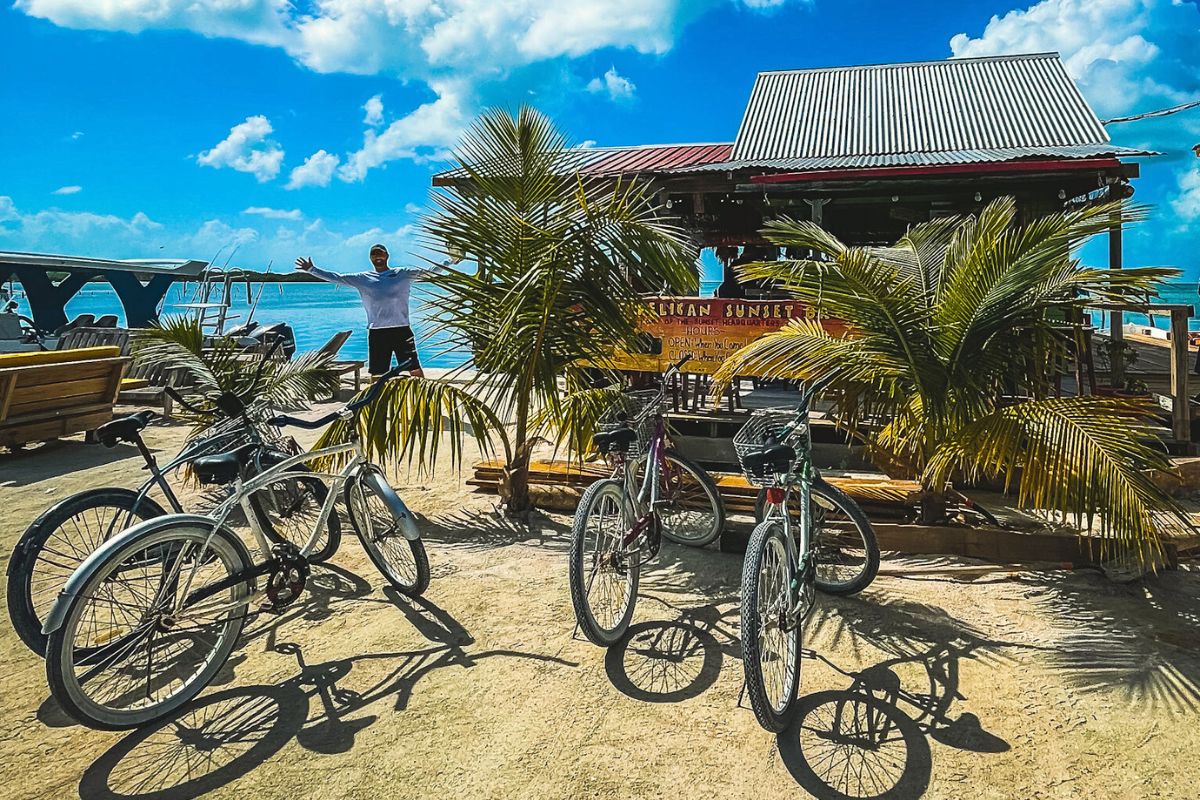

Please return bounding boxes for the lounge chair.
[56,328,184,418]
[0,346,130,449]
[315,330,363,394]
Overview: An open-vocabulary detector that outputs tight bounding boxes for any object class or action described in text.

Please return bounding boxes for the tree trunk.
[505,391,533,515]
[919,491,948,525]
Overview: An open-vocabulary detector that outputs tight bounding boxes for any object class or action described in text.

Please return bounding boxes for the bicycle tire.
[346,466,429,596]
[250,459,341,563]
[7,488,168,657]
[635,449,725,548]
[45,516,251,730]
[569,479,639,647]
[754,480,879,596]
[741,518,803,733]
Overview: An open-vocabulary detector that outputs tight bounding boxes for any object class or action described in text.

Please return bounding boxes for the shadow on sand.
[76,591,574,799]
[776,595,1015,799]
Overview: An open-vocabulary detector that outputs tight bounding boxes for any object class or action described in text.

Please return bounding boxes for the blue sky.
[1,0,1197,285]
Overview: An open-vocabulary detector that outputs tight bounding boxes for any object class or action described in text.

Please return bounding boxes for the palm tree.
[712,197,1188,559]
[405,106,698,514]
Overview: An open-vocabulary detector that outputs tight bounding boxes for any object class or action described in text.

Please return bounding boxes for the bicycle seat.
[593,427,638,454]
[95,411,156,448]
[192,442,260,486]
[743,444,795,476]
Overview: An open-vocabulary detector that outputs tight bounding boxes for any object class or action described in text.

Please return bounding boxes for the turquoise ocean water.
[9,278,1196,365]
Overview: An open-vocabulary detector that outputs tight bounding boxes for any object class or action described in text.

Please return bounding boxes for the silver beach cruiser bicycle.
[735,378,880,732]
[42,365,429,730]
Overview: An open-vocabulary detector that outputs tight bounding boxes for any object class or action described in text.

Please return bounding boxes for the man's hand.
[295,257,315,272]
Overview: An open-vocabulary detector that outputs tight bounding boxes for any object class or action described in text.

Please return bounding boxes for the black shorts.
[368,326,421,375]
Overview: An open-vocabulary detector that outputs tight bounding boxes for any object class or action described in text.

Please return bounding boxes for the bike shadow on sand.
[76,590,575,799]
[775,594,1015,800]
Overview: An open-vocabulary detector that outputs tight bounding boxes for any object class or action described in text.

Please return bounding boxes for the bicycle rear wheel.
[569,479,639,647]
[346,466,429,596]
[741,519,803,732]
[633,449,724,547]
[45,518,251,730]
[250,459,341,563]
[754,481,879,596]
[7,489,167,657]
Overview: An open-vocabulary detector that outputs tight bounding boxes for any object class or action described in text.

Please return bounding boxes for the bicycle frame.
[758,407,818,623]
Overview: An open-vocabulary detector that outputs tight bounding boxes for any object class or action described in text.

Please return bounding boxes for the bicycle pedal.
[257,600,286,615]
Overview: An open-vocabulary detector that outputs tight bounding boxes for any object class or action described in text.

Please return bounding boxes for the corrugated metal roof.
[732,53,1112,162]
[578,143,733,175]
[432,143,732,182]
[675,144,1155,174]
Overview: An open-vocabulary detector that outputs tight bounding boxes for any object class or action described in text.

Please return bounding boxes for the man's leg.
[397,326,423,377]
[367,327,390,377]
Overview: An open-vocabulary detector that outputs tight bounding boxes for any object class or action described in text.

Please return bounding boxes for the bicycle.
[734,380,880,732]
[41,365,429,730]
[7,363,331,657]
[569,354,725,647]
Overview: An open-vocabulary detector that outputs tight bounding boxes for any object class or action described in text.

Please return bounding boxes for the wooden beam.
[1171,306,1191,448]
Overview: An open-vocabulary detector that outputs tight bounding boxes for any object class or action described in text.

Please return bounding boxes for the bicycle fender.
[362,470,421,542]
[41,514,249,635]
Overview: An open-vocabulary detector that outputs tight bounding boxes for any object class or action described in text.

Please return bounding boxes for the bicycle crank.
[262,542,309,614]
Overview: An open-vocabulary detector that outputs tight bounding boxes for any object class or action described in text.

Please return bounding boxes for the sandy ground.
[1,416,1198,800]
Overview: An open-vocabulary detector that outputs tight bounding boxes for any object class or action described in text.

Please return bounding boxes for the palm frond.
[925,396,1190,558]
[313,376,508,474]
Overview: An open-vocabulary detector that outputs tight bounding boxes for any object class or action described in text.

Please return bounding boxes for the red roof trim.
[749,157,1126,184]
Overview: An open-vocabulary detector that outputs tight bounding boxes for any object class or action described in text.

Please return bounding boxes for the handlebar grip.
[345,364,406,413]
[670,353,692,371]
[269,411,340,430]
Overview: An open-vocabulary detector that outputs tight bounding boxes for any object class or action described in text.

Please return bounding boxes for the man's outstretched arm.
[295,257,363,287]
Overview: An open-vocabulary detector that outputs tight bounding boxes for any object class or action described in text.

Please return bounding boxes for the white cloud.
[242,206,302,220]
[338,80,470,182]
[70,130,83,140]
[587,67,636,101]
[197,115,285,183]
[0,195,162,253]
[16,1,801,180]
[286,149,340,190]
[52,185,82,195]
[363,94,384,127]
[191,218,259,253]
[1172,164,1200,222]
[949,0,1199,128]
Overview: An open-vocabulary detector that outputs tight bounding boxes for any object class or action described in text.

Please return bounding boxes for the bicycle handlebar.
[268,363,408,430]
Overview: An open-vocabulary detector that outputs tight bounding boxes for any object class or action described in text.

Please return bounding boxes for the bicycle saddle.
[743,443,795,476]
[192,442,260,486]
[593,427,638,453]
[95,410,156,448]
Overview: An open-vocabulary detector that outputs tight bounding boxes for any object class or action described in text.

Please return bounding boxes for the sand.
[0,417,1197,800]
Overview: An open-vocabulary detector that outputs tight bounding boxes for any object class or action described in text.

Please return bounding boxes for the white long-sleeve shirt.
[308,266,427,329]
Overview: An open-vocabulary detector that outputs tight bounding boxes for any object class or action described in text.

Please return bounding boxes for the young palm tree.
[406,106,698,514]
[712,197,1189,559]
[134,316,341,429]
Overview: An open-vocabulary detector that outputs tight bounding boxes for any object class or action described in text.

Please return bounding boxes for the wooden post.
[1109,210,1124,386]
[1170,306,1191,449]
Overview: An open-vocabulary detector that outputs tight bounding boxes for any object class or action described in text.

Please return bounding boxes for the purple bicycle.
[568,355,725,647]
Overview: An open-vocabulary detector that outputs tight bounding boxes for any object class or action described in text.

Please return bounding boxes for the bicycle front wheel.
[633,449,724,548]
[8,488,167,657]
[569,479,639,647]
[45,518,251,730]
[754,481,879,596]
[346,466,429,596]
[741,519,803,733]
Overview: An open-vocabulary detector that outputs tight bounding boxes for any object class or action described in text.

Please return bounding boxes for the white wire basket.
[732,408,808,486]
[596,390,661,458]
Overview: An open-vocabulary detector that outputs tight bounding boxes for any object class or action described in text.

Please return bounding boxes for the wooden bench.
[58,328,189,418]
[0,346,130,449]
[315,330,363,395]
